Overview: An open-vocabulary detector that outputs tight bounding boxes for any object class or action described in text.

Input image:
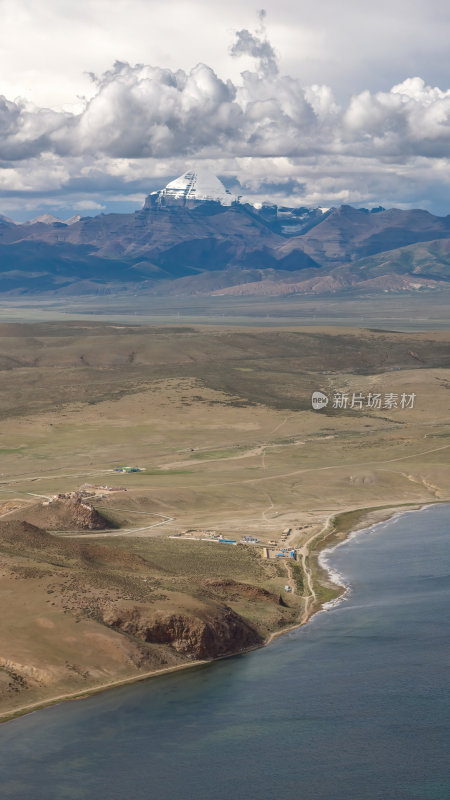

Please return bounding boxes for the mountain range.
[1,169,450,296]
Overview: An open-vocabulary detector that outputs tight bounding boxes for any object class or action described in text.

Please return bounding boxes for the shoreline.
[0,500,445,726]
[316,503,440,612]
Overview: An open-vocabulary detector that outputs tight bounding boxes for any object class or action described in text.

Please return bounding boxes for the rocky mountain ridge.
[1,170,450,296]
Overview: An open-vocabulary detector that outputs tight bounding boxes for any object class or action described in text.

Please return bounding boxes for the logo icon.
[312,391,329,410]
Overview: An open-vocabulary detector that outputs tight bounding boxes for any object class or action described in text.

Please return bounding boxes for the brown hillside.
[9,496,112,531]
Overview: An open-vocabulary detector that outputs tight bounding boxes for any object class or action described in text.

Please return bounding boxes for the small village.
[42,485,129,505]
[30,484,313,599]
[169,524,312,563]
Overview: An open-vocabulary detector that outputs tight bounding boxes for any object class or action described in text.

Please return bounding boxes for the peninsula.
[0,322,449,721]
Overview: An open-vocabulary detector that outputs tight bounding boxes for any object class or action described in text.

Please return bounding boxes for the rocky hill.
[0,518,296,719]
[8,495,112,531]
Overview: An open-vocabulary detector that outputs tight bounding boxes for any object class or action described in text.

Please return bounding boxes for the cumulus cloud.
[343,78,450,157]
[2,21,450,215]
[3,38,450,164]
[230,10,279,77]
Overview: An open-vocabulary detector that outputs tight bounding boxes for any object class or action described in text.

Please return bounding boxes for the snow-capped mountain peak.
[28,214,62,225]
[150,169,238,207]
[26,213,81,225]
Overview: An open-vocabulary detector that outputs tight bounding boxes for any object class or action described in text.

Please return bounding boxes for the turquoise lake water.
[0,503,449,800]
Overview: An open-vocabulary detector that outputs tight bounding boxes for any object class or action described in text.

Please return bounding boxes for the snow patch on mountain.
[26,214,82,225]
[151,169,238,206]
[28,214,62,225]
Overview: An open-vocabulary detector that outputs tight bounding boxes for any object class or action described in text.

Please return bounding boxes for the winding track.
[299,516,334,622]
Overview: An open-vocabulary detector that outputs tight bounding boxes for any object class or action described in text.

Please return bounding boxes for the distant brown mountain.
[1,173,450,296]
[295,206,450,264]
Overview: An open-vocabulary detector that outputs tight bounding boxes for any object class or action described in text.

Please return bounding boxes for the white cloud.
[230,14,279,77]
[2,10,450,215]
[4,1,450,106]
[3,48,450,162]
[72,199,105,210]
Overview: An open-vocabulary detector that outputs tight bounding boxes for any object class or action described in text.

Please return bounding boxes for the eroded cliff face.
[103,602,261,659]
[64,497,109,530]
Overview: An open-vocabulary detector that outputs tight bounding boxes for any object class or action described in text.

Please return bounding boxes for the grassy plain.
[0,321,449,719]
[1,287,450,329]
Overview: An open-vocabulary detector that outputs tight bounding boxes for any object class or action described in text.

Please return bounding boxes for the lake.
[0,503,449,800]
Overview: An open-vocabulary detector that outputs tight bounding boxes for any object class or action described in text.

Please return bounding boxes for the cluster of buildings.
[169,531,261,545]
[42,490,91,505]
[170,530,235,544]
[42,485,127,505]
[263,547,298,561]
[81,484,127,495]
